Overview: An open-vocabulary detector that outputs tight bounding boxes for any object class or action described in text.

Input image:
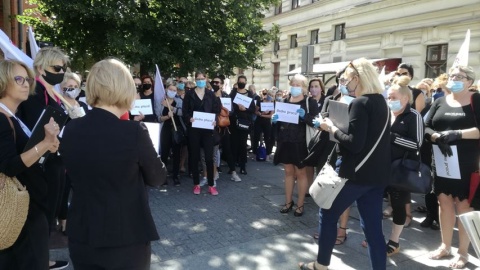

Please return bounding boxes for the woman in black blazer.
[60,58,167,270]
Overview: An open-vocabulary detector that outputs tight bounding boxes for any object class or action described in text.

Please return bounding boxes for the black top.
[182,89,221,127]
[390,104,424,161]
[230,89,255,121]
[277,95,319,143]
[138,92,157,123]
[0,113,49,213]
[60,108,166,247]
[334,94,391,185]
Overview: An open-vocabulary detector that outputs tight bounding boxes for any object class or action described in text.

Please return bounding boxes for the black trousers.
[220,129,236,172]
[0,204,49,270]
[388,188,411,225]
[44,155,66,232]
[251,118,272,155]
[188,127,215,186]
[69,240,151,270]
[58,173,71,220]
[230,127,249,169]
[160,124,181,178]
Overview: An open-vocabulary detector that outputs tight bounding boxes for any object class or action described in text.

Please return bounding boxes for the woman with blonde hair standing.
[273,74,319,217]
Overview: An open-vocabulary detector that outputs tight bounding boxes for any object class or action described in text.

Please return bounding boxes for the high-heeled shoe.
[294,205,304,217]
[280,201,294,213]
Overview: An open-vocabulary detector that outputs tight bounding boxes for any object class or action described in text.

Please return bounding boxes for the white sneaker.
[231,172,242,182]
[199,177,207,187]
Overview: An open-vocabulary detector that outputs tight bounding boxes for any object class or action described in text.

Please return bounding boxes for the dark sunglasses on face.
[212,81,221,85]
[395,72,409,76]
[51,65,67,72]
[14,76,34,86]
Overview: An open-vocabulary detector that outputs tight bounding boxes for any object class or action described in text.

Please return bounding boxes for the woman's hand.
[320,118,334,132]
[43,117,60,152]
[190,117,195,123]
[133,112,145,121]
[168,111,174,118]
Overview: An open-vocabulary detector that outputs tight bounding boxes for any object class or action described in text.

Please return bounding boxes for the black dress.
[274,95,318,168]
[425,94,480,200]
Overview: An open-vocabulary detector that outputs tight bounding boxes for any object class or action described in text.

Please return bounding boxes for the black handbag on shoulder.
[390,153,432,194]
[236,118,251,131]
[172,116,187,145]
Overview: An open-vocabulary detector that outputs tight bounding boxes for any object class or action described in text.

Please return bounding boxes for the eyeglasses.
[50,65,67,72]
[449,74,468,80]
[14,76,34,86]
[395,72,409,76]
[212,81,221,85]
[338,78,350,85]
[348,61,360,77]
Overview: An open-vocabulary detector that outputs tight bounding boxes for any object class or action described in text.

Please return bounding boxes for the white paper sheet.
[233,94,253,108]
[274,102,300,124]
[144,122,161,154]
[192,111,216,130]
[220,98,232,111]
[261,102,275,112]
[432,145,461,179]
[130,99,154,115]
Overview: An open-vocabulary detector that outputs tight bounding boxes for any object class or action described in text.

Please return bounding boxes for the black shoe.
[431,220,440,230]
[420,216,434,228]
[305,193,311,198]
[240,169,247,175]
[49,261,69,270]
[294,205,304,217]
[173,177,180,186]
[280,201,294,213]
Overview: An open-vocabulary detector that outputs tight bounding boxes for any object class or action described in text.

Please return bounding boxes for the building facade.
[239,0,480,91]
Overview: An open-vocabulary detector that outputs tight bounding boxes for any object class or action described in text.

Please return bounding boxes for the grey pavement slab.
[49,154,480,269]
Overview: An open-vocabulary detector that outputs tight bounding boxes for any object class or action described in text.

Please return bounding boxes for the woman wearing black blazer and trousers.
[60,59,167,270]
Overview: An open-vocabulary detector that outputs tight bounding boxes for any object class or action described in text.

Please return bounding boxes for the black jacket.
[59,108,166,248]
[229,89,255,121]
[334,94,391,185]
[182,89,221,126]
[390,104,424,161]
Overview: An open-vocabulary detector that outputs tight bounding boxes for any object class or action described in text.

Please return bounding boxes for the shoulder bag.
[309,106,389,209]
[390,151,432,194]
[0,112,30,250]
[305,96,318,146]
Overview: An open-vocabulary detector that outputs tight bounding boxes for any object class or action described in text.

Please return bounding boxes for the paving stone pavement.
[50,154,480,270]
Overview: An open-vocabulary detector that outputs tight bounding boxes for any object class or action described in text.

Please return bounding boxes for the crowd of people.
[1,45,480,270]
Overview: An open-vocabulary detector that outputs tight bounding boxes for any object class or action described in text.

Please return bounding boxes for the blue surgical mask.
[196,80,206,88]
[276,97,283,102]
[339,85,349,95]
[342,95,354,105]
[446,80,464,93]
[177,83,185,90]
[388,100,403,112]
[167,90,176,99]
[290,87,302,97]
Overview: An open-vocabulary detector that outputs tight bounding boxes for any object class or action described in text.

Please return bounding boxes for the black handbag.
[172,117,187,145]
[390,153,432,194]
[236,118,251,131]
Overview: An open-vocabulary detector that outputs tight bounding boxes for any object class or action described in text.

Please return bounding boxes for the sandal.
[428,247,451,260]
[386,240,400,256]
[294,205,304,217]
[361,239,368,248]
[404,214,412,228]
[280,201,294,213]
[449,253,469,269]
[298,261,327,270]
[335,227,348,245]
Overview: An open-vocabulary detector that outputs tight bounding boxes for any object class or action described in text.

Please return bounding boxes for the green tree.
[19,0,279,76]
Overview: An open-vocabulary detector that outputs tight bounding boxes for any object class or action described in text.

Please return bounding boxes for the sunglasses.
[395,72,409,76]
[50,65,67,72]
[14,76,34,86]
[211,81,221,85]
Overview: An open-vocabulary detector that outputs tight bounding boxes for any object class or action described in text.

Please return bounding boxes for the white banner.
[0,29,33,69]
[432,145,461,179]
[233,94,252,108]
[192,111,215,130]
[274,102,300,124]
[220,97,232,111]
[130,99,153,115]
[451,29,470,69]
[261,102,274,112]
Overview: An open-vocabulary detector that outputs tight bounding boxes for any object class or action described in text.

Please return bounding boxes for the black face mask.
[42,70,65,86]
[212,85,220,92]
[237,82,246,89]
[142,84,152,91]
[185,87,195,91]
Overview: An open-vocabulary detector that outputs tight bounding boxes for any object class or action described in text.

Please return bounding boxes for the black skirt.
[274,141,308,168]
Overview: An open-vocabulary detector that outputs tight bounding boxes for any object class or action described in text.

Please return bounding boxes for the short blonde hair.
[86,58,136,111]
[346,58,383,95]
[0,60,36,98]
[449,65,476,82]
[391,76,413,104]
[61,71,81,88]
[33,47,69,75]
[289,74,308,94]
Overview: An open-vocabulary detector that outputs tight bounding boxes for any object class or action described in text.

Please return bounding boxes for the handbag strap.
[306,96,310,114]
[355,104,390,172]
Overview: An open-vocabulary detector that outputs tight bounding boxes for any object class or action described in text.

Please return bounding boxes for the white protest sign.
[130,99,153,115]
[220,98,232,111]
[274,102,300,124]
[192,111,216,130]
[432,145,461,179]
[233,94,252,108]
[144,122,161,154]
[261,102,274,112]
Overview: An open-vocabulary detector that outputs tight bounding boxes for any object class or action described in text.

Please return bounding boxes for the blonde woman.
[273,74,319,217]
[300,58,391,270]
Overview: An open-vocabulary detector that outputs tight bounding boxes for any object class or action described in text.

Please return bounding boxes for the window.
[292,0,300,9]
[310,29,319,45]
[290,34,298,48]
[289,64,296,71]
[273,63,280,88]
[274,4,282,15]
[334,23,346,40]
[425,44,448,78]
[312,0,319,2]
[313,57,320,64]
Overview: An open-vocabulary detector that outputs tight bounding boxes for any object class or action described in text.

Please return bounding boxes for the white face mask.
[63,87,80,99]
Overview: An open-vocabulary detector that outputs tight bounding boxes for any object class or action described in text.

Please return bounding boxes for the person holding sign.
[425,66,479,269]
[272,74,319,217]
[133,75,157,123]
[0,60,61,270]
[251,88,274,160]
[183,71,221,195]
